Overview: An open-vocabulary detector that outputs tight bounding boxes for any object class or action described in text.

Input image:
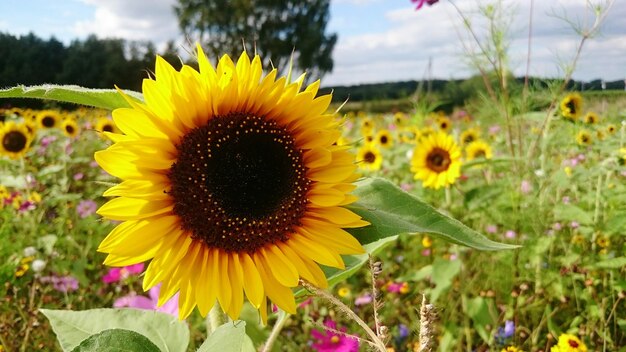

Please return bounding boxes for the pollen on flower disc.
[168,113,310,253]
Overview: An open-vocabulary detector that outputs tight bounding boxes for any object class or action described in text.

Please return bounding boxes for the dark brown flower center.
[463,135,475,144]
[2,131,27,152]
[426,148,451,172]
[380,135,388,145]
[473,149,486,158]
[363,151,376,164]
[440,122,448,129]
[42,116,55,128]
[168,113,310,253]
[66,125,75,134]
[566,100,576,114]
[102,124,114,133]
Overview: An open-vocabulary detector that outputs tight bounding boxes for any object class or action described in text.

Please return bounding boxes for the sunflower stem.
[262,309,289,352]
[299,279,387,352]
[206,303,227,335]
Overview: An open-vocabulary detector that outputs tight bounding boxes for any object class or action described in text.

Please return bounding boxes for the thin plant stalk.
[262,310,290,352]
[299,279,387,352]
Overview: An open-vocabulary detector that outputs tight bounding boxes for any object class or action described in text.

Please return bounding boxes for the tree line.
[2,31,623,110]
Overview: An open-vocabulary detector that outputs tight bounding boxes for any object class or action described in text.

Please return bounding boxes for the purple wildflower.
[40,275,79,293]
[354,293,373,306]
[76,200,98,218]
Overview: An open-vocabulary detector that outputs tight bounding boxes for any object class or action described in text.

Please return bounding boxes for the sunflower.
[0,121,32,159]
[360,117,374,136]
[393,112,406,127]
[95,117,117,134]
[411,132,461,189]
[36,110,61,129]
[356,144,382,171]
[550,333,587,352]
[583,112,599,124]
[436,116,452,132]
[62,119,80,138]
[560,93,582,121]
[465,140,492,161]
[95,46,368,322]
[460,128,480,145]
[375,129,393,148]
[606,124,616,134]
[576,130,592,146]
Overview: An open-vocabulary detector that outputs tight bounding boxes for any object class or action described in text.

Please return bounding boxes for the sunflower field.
[1,2,626,352]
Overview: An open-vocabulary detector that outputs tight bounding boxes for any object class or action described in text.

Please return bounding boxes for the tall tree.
[174,0,337,81]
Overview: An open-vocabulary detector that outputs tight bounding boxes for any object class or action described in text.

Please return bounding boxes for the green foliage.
[347,177,518,250]
[40,308,190,352]
[70,329,160,352]
[0,32,179,100]
[0,85,142,110]
[196,321,255,352]
[175,0,336,80]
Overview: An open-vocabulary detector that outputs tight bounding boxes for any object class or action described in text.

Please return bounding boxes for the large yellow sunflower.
[560,93,582,121]
[0,121,32,159]
[411,132,461,189]
[95,46,368,322]
[356,144,383,171]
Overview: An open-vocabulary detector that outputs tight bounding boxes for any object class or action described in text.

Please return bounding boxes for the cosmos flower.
[311,319,359,352]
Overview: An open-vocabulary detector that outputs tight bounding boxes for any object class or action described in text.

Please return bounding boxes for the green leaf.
[197,321,255,352]
[553,204,593,225]
[592,257,626,269]
[40,308,189,352]
[430,258,461,302]
[347,178,518,250]
[0,85,143,110]
[71,329,160,352]
[604,212,626,234]
[465,297,495,344]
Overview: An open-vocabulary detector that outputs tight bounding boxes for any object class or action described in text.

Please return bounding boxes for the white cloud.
[72,0,180,47]
[324,0,626,86]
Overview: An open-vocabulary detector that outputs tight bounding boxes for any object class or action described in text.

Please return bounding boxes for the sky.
[0,0,624,87]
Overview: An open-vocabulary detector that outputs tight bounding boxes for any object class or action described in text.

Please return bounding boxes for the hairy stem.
[299,279,387,352]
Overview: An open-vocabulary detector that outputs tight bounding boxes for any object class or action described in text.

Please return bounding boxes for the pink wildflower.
[411,0,439,10]
[354,293,373,306]
[311,320,359,352]
[40,275,79,293]
[113,284,179,317]
[520,180,532,194]
[102,263,145,284]
[76,199,98,218]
